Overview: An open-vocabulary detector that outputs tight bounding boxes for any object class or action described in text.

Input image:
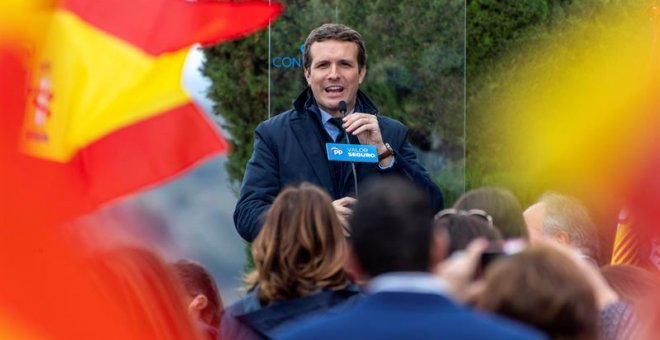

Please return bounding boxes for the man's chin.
[320,100,343,112]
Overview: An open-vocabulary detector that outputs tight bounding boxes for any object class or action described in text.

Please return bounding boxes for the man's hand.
[342,113,393,166]
[434,238,489,304]
[342,113,383,146]
[332,196,357,235]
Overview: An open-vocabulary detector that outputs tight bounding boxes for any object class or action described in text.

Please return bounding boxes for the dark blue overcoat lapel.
[289,112,334,192]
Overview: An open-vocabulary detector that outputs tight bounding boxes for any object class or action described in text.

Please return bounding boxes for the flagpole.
[268,0,272,119]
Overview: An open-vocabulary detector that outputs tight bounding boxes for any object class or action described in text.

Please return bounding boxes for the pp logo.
[330,147,343,156]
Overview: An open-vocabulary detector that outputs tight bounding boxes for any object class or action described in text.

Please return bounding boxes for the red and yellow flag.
[1,0,282,226]
[608,2,660,271]
[0,1,281,338]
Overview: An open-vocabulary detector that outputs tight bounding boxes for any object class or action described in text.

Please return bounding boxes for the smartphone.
[479,243,505,272]
[477,239,526,274]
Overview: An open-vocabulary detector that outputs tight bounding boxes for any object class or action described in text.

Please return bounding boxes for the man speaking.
[234,23,444,242]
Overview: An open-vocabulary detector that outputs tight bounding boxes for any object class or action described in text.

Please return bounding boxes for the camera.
[478,239,526,273]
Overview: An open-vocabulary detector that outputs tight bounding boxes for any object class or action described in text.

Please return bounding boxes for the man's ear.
[304,68,311,86]
[344,246,368,283]
[358,66,367,84]
[430,228,449,268]
[553,230,571,246]
[188,294,208,313]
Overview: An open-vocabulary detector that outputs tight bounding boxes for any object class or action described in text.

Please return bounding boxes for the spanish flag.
[1,1,281,338]
[2,0,282,226]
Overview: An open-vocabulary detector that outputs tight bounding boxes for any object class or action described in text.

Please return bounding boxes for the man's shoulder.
[275,293,444,338]
[453,308,545,339]
[223,290,260,318]
[275,292,544,340]
[257,108,299,130]
[273,305,356,340]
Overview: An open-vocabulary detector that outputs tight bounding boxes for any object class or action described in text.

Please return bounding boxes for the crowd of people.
[79,176,660,340]
[74,22,659,339]
[225,179,660,339]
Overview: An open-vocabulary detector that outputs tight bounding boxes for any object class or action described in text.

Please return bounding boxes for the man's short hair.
[434,213,502,255]
[303,23,367,71]
[538,192,600,261]
[172,259,223,327]
[350,177,434,277]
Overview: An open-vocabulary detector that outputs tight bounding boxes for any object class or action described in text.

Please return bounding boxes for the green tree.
[203,33,269,193]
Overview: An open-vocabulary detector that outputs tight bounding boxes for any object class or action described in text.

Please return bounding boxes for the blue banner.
[326,143,378,163]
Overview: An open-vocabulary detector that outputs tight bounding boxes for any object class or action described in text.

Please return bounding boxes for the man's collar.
[368,272,447,295]
[319,107,354,123]
[319,108,334,124]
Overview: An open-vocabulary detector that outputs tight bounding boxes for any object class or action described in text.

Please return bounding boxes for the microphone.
[337,101,348,141]
[337,100,358,197]
[338,100,347,117]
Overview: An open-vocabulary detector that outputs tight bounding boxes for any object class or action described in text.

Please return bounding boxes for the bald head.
[523,192,600,263]
[523,203,545,244]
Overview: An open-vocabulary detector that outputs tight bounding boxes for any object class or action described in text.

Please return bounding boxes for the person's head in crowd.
[634,289,660,340]
[434,209,502,255]
[477,244,598,340]
[349,177,445,278]
[172,259,223,337]
[248,182,348,303]
[599,264,659,340]
[88,247,202,340]
[303,23,367,116]
[523,192,600,264]
[453,187,528,239]
[600,264,660,308]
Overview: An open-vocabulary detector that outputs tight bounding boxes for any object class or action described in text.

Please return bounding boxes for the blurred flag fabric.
[611,153,660,272]
[0,0,282,339]
[1,0,282,227]
[466,1,660,272]
[611,208,639,266]
[608,2,660,271]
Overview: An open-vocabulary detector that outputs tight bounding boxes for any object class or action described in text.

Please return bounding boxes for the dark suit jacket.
[274,292,546,340]
[234,88,444,241]
[220,286,361,340]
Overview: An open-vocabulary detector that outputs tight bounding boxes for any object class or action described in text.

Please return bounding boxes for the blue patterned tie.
[329,117,345,142]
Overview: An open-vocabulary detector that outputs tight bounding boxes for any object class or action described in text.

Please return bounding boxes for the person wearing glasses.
[434,208,502,255]
[453,187,528,240]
